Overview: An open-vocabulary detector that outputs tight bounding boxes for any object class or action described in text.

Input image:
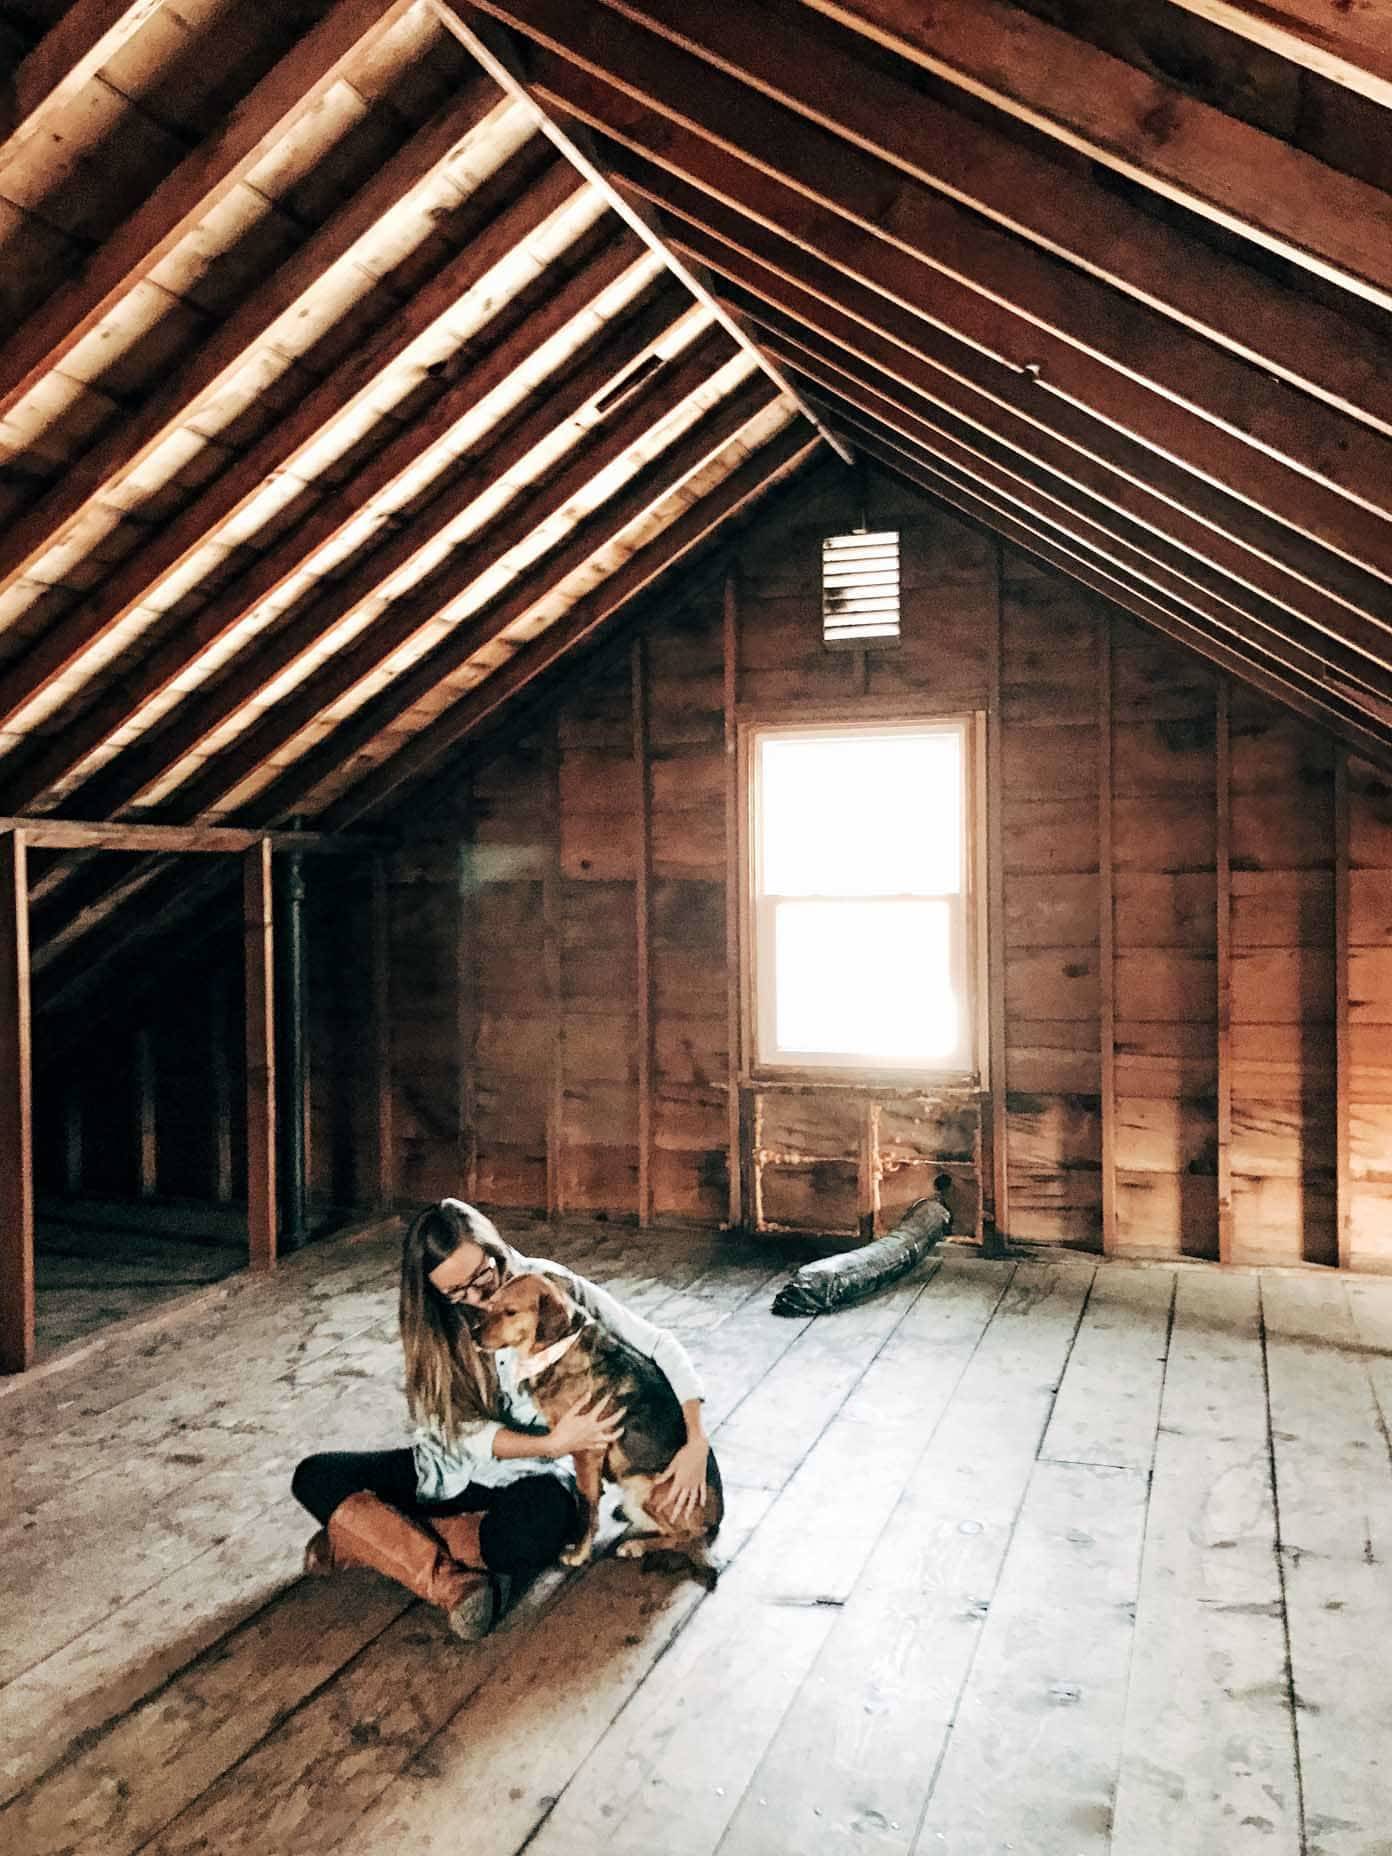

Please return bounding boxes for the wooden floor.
[4,1220,1391,1856]
[34,1215,246,1358]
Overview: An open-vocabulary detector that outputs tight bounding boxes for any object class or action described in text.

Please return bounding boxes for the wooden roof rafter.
[800,0,1392,301]
[468,0,1392,583]
[425,0,853,466]
[648,192,1392,653]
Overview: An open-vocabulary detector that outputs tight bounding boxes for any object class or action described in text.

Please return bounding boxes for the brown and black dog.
[473,1272,723,1580]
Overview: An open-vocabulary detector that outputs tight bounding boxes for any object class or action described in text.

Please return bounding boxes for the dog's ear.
[534,1276,573,1347]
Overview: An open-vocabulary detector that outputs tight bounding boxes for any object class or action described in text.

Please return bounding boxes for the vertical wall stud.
[722,570,745,1233]
[1099,613,1117,1253]
[986,543,1010,1243]
[371,856,397,1210]
[544,719,564,1220]
[243,840,277,1271]
[859,1099,880,1239]
[632,635,656,1228]
[1216,680,1234,1265]
[136,1027,158,1201]
[210,974,234,1205]
[0,830,34,1373]
[456,815,478,1208]
[63,1083,83,1198]
[1335,745,1351,1270]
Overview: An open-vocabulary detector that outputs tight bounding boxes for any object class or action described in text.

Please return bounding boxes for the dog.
[473,1272,723,1580]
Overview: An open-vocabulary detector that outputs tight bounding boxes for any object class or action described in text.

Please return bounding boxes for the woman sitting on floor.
[291,1198,710,1640]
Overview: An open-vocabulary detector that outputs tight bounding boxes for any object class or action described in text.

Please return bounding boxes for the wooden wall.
[428,459,1392,1270]
[27,460,1392,1273]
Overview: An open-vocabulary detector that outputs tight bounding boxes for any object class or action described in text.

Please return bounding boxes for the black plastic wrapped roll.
[770,1195,951,1316]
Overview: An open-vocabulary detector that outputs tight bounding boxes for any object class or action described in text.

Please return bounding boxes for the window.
[821,530,900,646]
[749,720,975,1074]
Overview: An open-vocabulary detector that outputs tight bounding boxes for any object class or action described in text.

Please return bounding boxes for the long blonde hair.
[399,1200,512,1442]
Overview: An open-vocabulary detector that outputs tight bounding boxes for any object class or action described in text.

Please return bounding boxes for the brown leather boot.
[308,1492,504,1641]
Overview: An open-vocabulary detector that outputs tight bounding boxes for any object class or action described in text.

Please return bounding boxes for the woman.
[291,1199,710,1640]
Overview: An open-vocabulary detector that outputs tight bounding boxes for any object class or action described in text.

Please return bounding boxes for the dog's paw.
[560,1543,594,1568]
[614,1537,646,1559]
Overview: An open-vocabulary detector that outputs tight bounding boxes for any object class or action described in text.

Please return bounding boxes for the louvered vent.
[821,530,901,647]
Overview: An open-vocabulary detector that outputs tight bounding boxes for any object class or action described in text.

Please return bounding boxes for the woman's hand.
[548,1391,624,1458]
[652,1433,709,1525]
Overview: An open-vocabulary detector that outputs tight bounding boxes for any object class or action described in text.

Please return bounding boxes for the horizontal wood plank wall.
[1346,757,1392,1270]
[1229,695,1338,1264]
[1111,619,1219,1259]
[999,550,1103,1250]
[389,459,1392,1265]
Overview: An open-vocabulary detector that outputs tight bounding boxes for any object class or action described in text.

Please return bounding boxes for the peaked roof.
[2,0,1391,1009]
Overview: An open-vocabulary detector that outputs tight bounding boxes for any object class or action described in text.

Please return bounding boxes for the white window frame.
[745,715,981,1082]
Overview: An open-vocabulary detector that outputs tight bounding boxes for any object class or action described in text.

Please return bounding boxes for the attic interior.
[3,2,1392,1852]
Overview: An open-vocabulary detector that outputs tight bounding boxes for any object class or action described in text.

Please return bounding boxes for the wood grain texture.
[0,831,34,1373]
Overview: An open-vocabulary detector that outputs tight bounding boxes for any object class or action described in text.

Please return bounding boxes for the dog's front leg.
[561,1450,604,1567]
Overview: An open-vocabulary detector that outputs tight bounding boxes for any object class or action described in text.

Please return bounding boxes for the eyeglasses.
[438,1254,501,1304]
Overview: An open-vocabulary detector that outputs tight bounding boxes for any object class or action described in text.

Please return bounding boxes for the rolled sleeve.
[412,1419,502,1502]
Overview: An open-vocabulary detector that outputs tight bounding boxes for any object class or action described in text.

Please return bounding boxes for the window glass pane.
[773,899,958,1062]
[760,731,961,896]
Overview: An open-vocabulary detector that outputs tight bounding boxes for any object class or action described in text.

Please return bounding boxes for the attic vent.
[821,530,900,647]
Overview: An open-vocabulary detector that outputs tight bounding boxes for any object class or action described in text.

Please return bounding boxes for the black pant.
[291,1448,580,1576]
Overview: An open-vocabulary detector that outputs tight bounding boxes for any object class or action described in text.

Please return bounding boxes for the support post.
[985,543,1009,1244]
[135,1026,158,1200]
[1099,613,1117,1252]
[1335,746,1351,1270]
[244,840,277,1271]
[633,634,655,1227]
[722,569,745,1233]
[1216,680,1234,1264]
[544,718,564,1218]
[0,829,34,1372]
[276,845,308,1250]
[371,856,397,1209]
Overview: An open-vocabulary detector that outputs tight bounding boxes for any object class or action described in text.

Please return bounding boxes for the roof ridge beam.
[427,0,852,465]
[802,0,1392,297]
[0,0,422,427]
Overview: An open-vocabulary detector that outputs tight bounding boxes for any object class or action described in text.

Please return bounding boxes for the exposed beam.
[65,281,703,828]
[132,318,736,827]
[0,0,419,428]
[266,378,786,824]
[0,817,382,854]
[634,165,1392,633]
[760,332,1392,710]
[0,1,165,170]
[803,378,1392,744]
[3,227,642,817]
[319,419,820,827]
[0,830,34,1374]
[0,151,591,749]
[243,841,276,1271]
[473,0,1392,577]
[427,0,852,464]
[0,81,506,610]
[603,0,1392,437]
[801,0,1392,300]
[846,422,1392,768]
[1165,0,1392,113]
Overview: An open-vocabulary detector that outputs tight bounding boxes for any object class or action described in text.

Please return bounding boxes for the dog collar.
[514,1326,584,1381]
